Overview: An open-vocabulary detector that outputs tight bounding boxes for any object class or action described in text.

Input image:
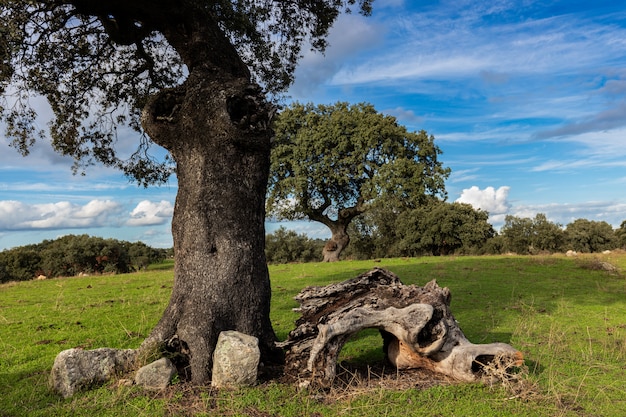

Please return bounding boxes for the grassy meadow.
[1,254,626,416]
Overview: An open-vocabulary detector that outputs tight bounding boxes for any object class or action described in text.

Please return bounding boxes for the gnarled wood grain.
[282,268,523,385]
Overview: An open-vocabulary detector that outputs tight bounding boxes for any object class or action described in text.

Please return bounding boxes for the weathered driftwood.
[282,267,523,385]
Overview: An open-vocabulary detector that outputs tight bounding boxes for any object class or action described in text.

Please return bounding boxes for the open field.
[1,253,626,416]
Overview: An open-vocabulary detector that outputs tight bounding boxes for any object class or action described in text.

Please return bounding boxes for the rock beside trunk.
[135,358,177,390]
[211,331,260,388]
[49,348,137,398]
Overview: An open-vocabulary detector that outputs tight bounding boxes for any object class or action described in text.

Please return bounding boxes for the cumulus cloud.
[127,200,174,226]
[0,200,123,231]
[456,185,511,215]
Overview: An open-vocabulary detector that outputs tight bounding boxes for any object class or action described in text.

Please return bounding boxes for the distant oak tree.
[396,201,495,256]
[0,0,373,384]
[617,220,626,249]
[502,213,567,254]
[565,218,616,253]
[267,102,449,262]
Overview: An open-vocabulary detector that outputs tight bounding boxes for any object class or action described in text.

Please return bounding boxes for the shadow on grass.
[0,370,61,415]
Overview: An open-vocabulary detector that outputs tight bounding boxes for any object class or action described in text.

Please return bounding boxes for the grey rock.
[49,348,137,398]
[135,357,177,390]
[211,331,260,388]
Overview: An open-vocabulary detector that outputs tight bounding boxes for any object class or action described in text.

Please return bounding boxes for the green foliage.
[617,220,626,249]
[481,234,507,255]
[501,213,567,254]
[530,213,566,252]
[2,255,626,416]
[501,215,534,254]
[0,1,372,184]
[265,227,324,264]
[345,200,495,258]
[0,235,167,282]
[0,247,41,281]
[268,102,449,223]
[268,102,449,262]
[345,211,392,259]
[565,218,617,253]
[346,208,625,258]
[396,200,495,256]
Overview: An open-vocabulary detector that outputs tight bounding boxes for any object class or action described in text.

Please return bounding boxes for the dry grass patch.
[576,257,620,274]
[302,356,539,405]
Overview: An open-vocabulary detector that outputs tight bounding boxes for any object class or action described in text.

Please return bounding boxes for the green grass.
[2,254,626,416]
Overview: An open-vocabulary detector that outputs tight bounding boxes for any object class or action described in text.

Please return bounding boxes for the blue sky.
[1,0,626,250]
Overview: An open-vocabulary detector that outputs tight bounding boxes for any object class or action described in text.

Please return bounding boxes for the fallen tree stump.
[281,267,523,386]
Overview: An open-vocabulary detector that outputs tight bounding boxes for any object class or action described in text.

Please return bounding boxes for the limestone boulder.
[49,348,136,398]
[135,357,177,390]
[211,331,260,388]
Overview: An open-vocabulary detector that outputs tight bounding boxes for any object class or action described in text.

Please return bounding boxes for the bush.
[0,235,168,282]
[265,227,324,263]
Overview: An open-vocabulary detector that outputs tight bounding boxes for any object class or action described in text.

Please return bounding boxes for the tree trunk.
[282,268,523,386]
[322,224,350,262]
[138,67,281,384]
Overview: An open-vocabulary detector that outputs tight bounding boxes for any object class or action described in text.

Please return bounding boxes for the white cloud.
[329,3,626,87]
[456,185,511,215]
[0,199,123,230]
[448,168,480,183]
[529,128,626,173]
[455,196,626,231]
[289,13,385,98]
[0,181,131,193]
[384,107,424,125]
[127,200,174,226]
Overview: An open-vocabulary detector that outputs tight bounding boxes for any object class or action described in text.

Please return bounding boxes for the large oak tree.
[0,0,372,384]
[267,102,450,261]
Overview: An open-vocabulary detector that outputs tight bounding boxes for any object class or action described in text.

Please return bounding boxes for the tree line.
[0,235,170,283]
[265,203,626,263]
[4,209,622,281]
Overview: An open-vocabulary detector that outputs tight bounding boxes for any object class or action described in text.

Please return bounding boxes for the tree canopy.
[267,101,450,261]
[0,0,372,185]
[565,218,616,253]
[500,214,567,254]
[617,220,626,249]
[396,201,495,256]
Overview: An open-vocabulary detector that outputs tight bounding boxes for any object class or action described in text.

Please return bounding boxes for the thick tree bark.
[314,204,364,262]
[40,1,284,393]
[132,14,283,383]
[138,70,281,384]
[282,268,523,386]
[322,224,350,262]
[50,65,282,393]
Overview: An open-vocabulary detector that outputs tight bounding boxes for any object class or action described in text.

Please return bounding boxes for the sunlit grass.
[1,254,625,416]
